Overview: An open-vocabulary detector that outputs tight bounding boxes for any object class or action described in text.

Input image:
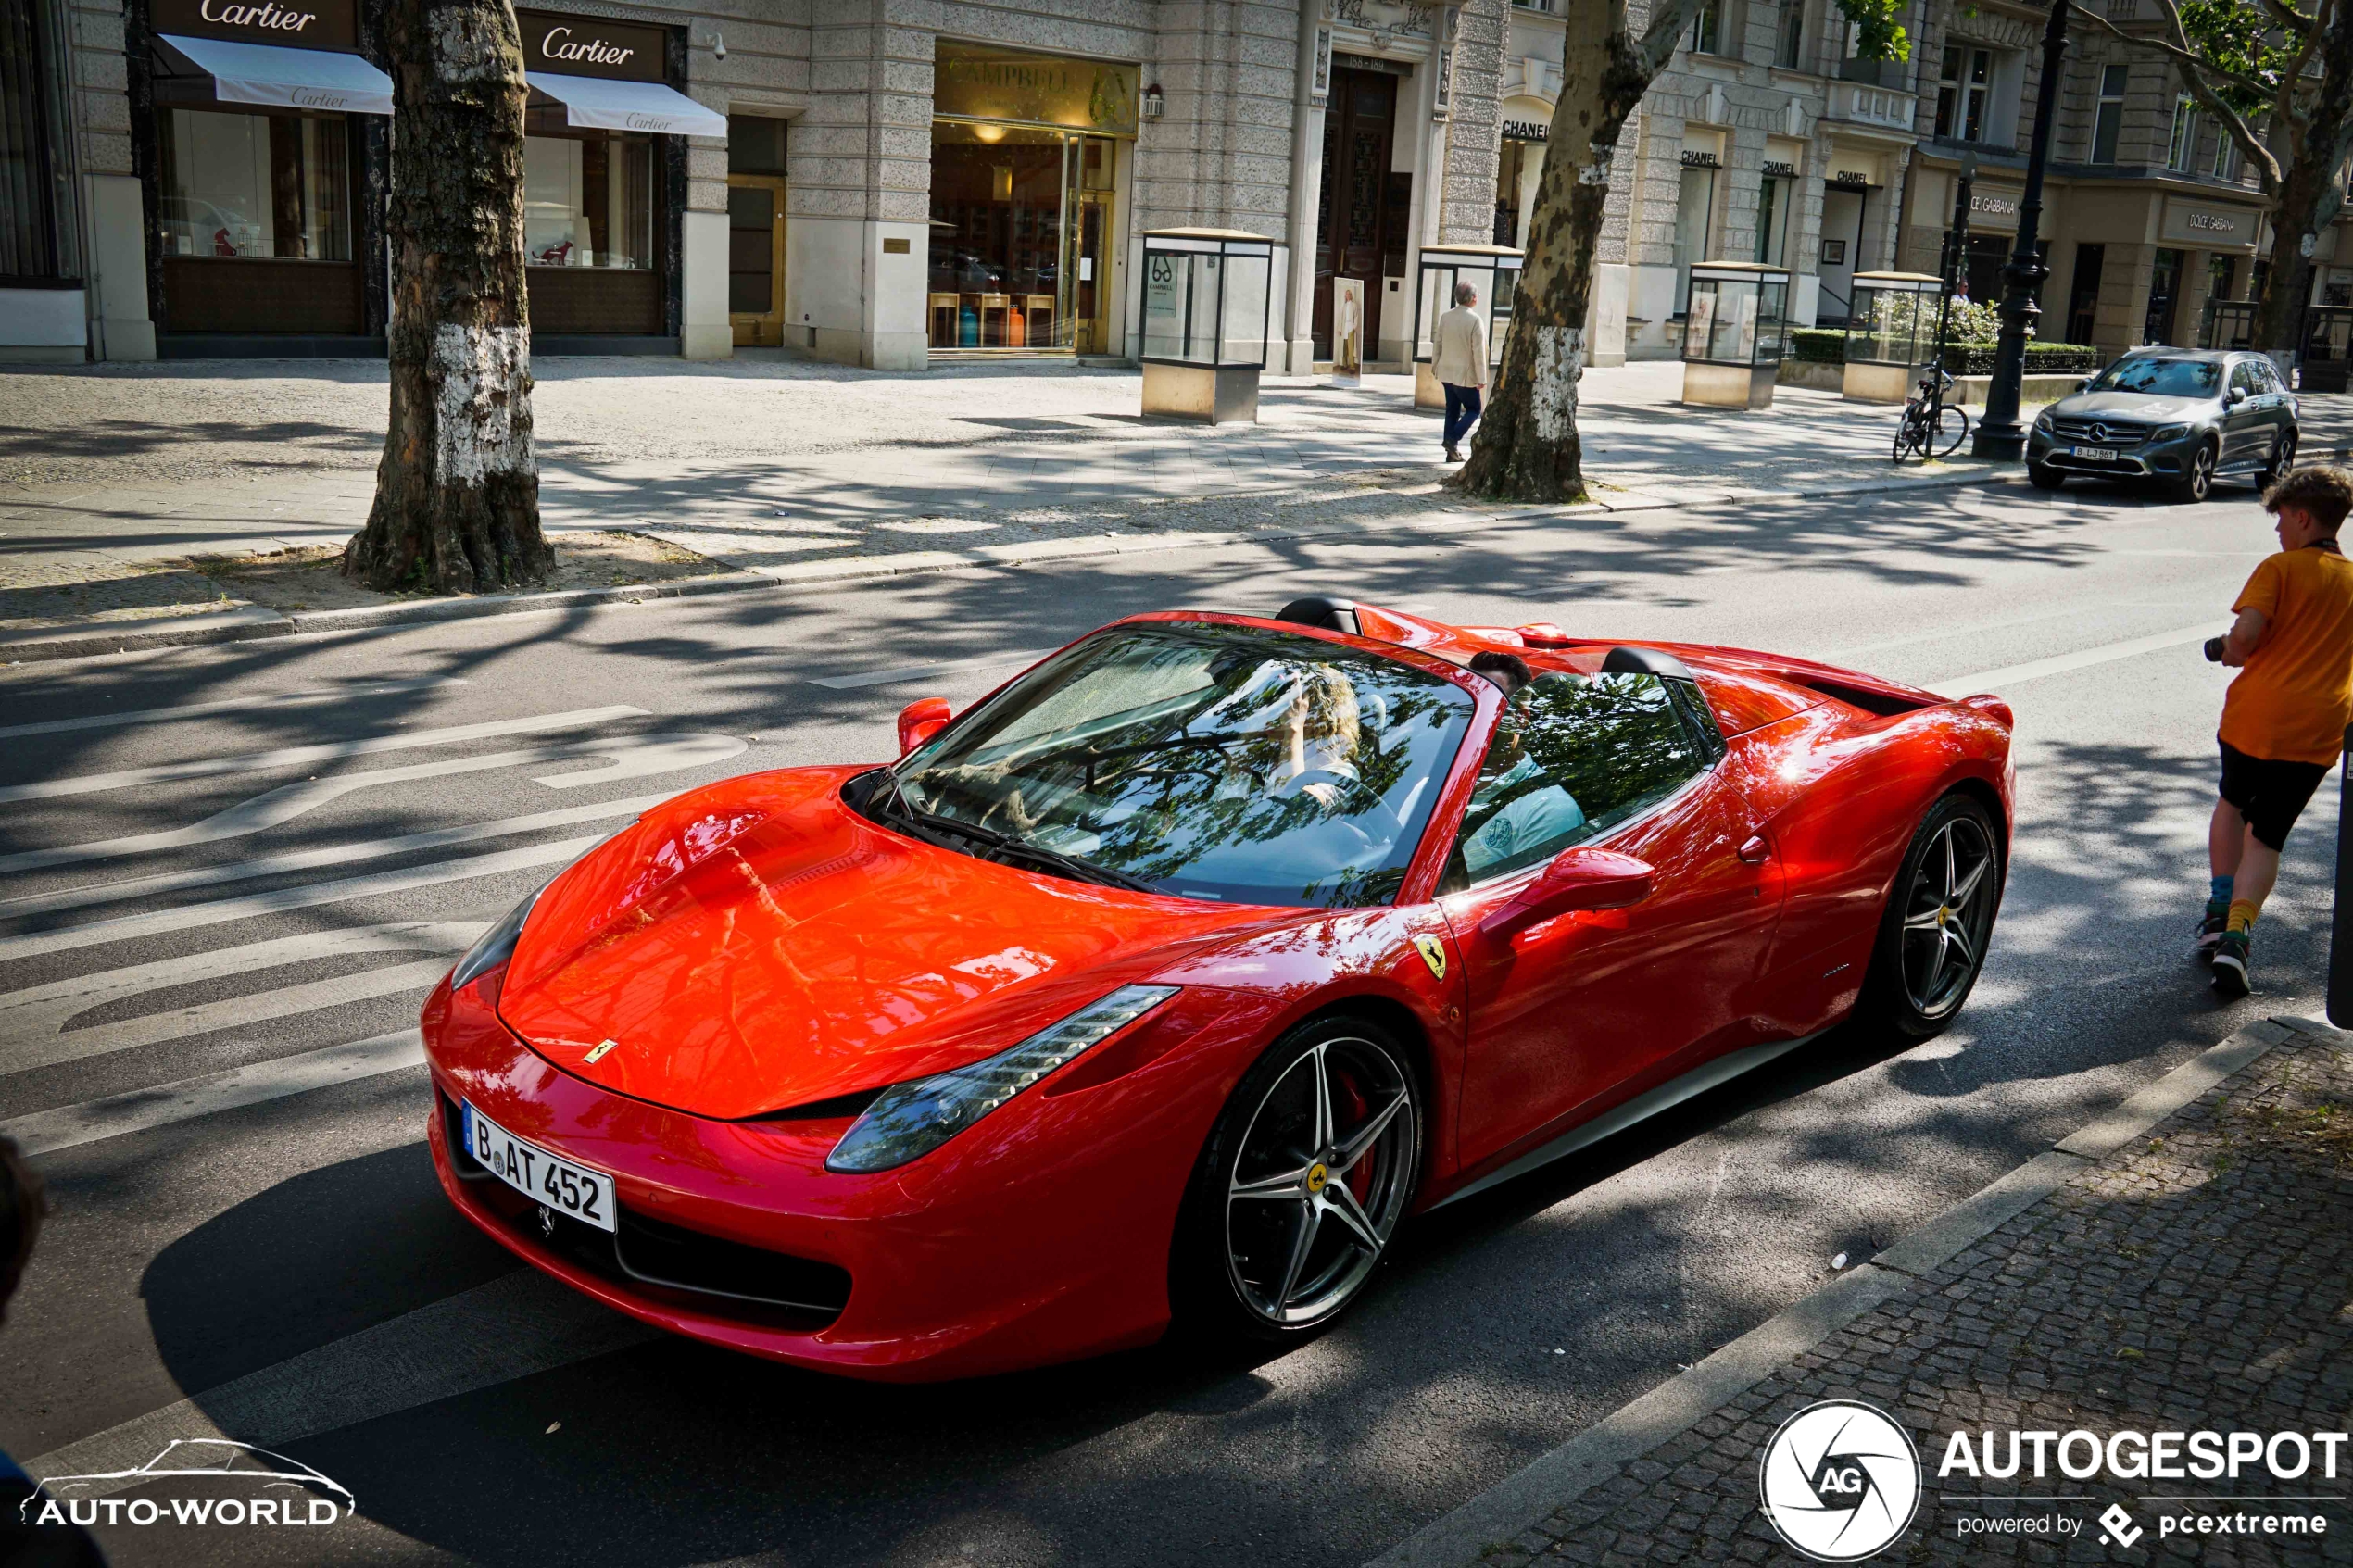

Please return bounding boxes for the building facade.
[0,0,1516,368]
[1,0,2322,371]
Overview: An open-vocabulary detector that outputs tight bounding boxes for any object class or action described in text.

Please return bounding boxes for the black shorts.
[2219,741,2332,851]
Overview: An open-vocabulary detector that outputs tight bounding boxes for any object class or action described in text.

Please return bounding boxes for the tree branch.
[2071,1,2283,188]
[2260,0,2318,38]
[2069,2,2276,102]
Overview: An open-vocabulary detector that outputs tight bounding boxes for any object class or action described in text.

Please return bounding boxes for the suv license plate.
[2073,445,2119,462]
[462,1100,616,1233]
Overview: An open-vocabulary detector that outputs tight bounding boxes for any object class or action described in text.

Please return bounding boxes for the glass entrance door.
[728,175,785,347]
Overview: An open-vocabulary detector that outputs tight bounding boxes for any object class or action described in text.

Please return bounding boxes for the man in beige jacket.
[1432,281,1488,462]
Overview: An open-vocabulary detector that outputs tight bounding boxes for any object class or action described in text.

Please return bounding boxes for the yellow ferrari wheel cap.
[1305,1161,1329,1194]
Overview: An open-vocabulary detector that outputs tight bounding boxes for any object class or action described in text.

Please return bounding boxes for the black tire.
[1856,794,2004,1041]
[1170,1012,1423,1346]
[2026,460,2066,490]
[2261,429,2298,490]
[1893,411,1919,464]
[2171,438,2218,504]
[1931,405,1970,458]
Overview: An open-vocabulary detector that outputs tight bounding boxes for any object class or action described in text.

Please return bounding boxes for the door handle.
[1738,834,1771,864]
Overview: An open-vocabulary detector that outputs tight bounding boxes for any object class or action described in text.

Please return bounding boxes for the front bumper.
[421,975,1260,1381]
[2027,423,2201,478]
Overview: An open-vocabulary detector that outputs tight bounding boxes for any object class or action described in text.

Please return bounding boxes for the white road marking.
[0,734,740,877]
[0,796,664,920]
[808,647,1053,690]
[0,838,598,965]
[0,677,469,742]
[1,1028,424,1156]
[1929,623,2218,698]
[22,1270,658,1501]
[0,705,647,804]
[0,922,482,1075]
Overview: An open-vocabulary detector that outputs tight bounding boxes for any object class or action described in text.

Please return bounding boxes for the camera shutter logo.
[1756,1399,1921,1562]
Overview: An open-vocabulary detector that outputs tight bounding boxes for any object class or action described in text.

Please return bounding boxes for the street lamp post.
[1973,0,2070,459]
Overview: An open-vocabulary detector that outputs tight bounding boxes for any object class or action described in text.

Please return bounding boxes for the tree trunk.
[2256,1,2353,353]
[1458,0,1651,504]
[344,0,550,595]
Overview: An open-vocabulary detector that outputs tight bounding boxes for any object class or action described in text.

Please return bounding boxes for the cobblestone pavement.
[1468,1022,2353,1568]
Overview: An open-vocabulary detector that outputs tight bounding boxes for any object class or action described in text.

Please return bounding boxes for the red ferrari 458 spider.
[422,596,2014,1381]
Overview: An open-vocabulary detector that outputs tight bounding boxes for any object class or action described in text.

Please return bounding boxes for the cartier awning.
[525,72,726,137]
[157,33,393,114]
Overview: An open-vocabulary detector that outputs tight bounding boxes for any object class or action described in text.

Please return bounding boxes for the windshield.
[894,622,1478,907]
[2087,358,2221,397]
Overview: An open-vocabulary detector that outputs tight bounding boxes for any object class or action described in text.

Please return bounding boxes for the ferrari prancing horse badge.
[1412,935,1448,982]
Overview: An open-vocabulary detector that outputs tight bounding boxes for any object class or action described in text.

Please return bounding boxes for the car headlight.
[2152,424,2189,442]
[2032,410,2054,433]
[450,883,547,993]
[826,985,1179,1173]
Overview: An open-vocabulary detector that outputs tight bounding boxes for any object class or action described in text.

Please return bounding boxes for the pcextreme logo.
[1757,1400,1923,1562]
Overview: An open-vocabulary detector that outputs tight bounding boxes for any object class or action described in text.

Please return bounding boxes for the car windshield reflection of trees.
[2091,358,2221,396]
[1447,671,1706,888]
[899,625,1475,908]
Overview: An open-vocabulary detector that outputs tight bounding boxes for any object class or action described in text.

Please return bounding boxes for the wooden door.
[1314,69,1401,358]
[728,176,786,347]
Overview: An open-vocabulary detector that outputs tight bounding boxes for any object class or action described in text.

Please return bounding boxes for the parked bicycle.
[1894,366,1969,462]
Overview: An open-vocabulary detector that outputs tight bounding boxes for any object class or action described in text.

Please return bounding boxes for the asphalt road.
[0,470,2328,1568]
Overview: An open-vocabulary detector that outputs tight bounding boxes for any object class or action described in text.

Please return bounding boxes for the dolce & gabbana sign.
[2161,196,2257,249]
[151,0,354,52]
[517,8,667,83]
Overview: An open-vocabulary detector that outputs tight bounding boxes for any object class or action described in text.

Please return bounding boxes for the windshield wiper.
[872,773,1160,895]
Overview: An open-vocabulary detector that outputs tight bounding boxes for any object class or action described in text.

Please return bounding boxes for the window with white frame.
[1775,0,1803,69]
[2212,122,2240,179]
[1935,44,1994,142]
[2166,94,2196,171]
[1690,0,1723,55]
[2090,63,2127,162]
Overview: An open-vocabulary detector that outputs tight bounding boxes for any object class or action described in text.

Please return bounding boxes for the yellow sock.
[2227,898,2259,935]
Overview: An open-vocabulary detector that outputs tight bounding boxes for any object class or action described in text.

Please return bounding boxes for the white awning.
[158,34,393,116]
[526,72,726,138]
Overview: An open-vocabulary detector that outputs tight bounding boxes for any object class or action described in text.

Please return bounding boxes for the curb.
[0,463,2014,667]
[1363,1015,2315,1568]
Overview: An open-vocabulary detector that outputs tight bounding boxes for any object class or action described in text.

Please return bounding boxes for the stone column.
[793,1,930,370]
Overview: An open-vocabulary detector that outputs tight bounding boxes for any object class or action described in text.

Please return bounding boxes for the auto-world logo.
[1758,1400,1923,1562]
[21,1439,355,1531]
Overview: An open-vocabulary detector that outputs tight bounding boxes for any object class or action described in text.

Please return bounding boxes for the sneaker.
[2211,929,2251,998]
[2196,907,2228,957]
[1443,445,1461,463]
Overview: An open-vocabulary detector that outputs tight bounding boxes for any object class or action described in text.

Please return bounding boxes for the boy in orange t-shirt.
[2206,467,2353,997]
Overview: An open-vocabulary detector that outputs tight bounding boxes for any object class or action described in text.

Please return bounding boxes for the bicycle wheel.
[1932,405,1969,458]
[1893,410,1919,463]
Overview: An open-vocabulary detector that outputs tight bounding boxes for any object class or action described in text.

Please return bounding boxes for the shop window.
[1934,44,1993,143]
[159,108,350,261]
[1672,162,1716,313]
[2146,246,2183,344]
[0,0,62,279]
[523,132,656,270]
[1755,176,1787,267]
[1494,138,1529,247]
[2208,253,2237,305]
[727,114,787,177]
[2090,63,2127,163]
[2166,94,2196,172]
[1774,0,1803,69]
[2065,243,2105,344]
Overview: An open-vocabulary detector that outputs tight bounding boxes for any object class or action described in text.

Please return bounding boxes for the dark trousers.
[1442,383,1483,449]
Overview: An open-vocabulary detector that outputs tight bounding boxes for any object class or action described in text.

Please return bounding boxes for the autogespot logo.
[1758,1399,1923,1562]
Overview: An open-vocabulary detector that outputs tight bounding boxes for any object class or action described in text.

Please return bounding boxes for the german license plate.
[2072,445,2119,462]
[462,1100,616,1233]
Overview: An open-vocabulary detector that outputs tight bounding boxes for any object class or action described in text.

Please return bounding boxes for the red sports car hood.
[496,767,1279,1120]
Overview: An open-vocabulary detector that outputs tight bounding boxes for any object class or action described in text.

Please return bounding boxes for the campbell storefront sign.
[933,41,1139,134]
[151,0,354,51]
[517,8,667,82]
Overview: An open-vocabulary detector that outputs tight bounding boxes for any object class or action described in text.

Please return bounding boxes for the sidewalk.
[0,359,2007,652]
[1381,1018,2353,1567]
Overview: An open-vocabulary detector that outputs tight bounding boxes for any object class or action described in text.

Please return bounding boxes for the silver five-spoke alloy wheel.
[1223,1034,1417,1327]
[1897,811,1997,1021]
